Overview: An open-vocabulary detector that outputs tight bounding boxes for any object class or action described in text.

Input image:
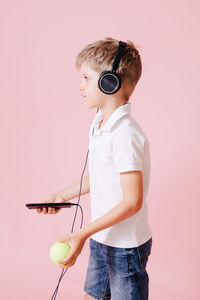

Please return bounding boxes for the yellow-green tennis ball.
[49,242,71,266]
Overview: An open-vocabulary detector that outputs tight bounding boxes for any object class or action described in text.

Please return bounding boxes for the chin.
[85,104,95,109]
[84,101,96,108]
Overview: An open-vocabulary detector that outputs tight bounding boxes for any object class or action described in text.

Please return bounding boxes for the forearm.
[79,199,141,240]
[57,174,90,202]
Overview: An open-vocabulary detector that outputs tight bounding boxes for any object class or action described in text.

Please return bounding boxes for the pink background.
[0,0,199,299]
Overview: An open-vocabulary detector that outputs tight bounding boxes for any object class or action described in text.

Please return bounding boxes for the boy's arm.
[57,173,90,202]
[79,170,143,240]
[57,170,143,267]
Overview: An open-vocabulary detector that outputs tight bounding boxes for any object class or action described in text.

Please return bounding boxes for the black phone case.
[26,202,77,209]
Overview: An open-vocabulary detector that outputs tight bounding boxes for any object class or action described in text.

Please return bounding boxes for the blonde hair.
[75,37,142,103]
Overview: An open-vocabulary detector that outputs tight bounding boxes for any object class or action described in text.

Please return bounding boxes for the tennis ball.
[49,242,71,266]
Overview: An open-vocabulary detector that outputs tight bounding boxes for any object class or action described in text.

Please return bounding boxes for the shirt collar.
[92,102,131,135]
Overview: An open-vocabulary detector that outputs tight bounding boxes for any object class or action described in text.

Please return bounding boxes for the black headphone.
[98,40,127,95]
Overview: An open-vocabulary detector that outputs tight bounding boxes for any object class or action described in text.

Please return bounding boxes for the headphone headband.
[111,41,127,73]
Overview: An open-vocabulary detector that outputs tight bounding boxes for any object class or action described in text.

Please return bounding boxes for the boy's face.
[79,63,107,108]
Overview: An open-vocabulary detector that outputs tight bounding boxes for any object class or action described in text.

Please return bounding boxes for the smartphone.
[25,202,77,209]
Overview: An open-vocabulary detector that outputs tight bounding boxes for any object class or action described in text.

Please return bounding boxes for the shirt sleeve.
[113,130,145,173]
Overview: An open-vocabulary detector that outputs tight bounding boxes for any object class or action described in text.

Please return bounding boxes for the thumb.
[55,193,65,203]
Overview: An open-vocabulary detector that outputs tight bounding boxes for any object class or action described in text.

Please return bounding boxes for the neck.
[99,102,127,124]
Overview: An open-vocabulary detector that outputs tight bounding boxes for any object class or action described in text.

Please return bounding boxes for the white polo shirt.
[88,102,153,248]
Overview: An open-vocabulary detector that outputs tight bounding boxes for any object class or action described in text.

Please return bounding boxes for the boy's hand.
[56,231,87,268]
[37,192,65,215]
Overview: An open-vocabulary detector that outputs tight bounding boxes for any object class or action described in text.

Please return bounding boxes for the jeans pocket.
[137,238,152,272]
[124,247,141,275]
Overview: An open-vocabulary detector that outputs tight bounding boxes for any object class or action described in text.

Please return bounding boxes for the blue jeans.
[84,237,152,300]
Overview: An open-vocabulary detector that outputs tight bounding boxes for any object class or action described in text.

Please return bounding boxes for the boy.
[37,37,153,300]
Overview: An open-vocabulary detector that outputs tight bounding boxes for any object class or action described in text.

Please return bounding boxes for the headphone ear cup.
[98,71,121,94]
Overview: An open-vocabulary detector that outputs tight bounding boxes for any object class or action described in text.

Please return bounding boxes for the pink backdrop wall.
[0,0,199,299]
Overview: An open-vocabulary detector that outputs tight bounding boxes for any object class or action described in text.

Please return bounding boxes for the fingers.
[37,207,58,214]
[41,207,48,214]
[46,207,61,214]
[60,258,75,269]
[47,207,60,214]
[37,208,47,213]
[48,207,54,214]
[36,192,63,215]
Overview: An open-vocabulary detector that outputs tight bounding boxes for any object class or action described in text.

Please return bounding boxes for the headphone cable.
[50,109,98,300]
[50,202,84,300]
